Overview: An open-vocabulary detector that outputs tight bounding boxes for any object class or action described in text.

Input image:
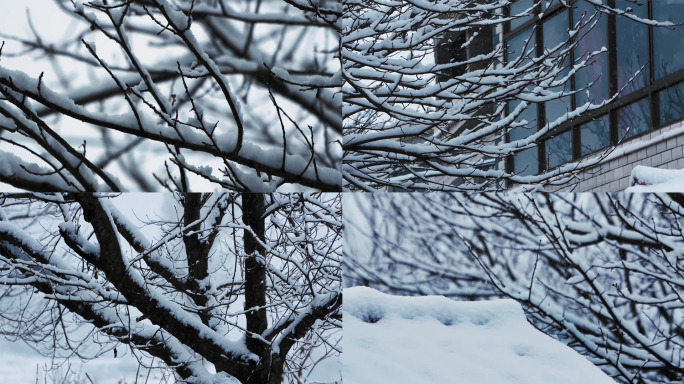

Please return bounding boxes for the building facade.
[504,0,684,191]
[435,0,684,192]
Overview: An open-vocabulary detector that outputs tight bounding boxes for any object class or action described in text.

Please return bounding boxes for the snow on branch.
[345,193,684,383]
[342,0,674,191]
[0,0,340,192]
[0,192,342,384]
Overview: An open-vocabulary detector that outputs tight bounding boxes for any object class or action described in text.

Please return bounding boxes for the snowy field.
[343,287,617,384]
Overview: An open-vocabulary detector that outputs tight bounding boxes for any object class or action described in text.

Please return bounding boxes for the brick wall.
[551,120,684,192]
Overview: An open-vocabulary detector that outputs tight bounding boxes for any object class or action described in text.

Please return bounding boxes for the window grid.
[504,0,684,175]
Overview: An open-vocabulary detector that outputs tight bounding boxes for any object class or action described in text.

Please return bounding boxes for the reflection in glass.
[660,81,684,126]
[580,115,610,156]
[508,101,538,141]
[574,1,608,107]
[510,0,535,30]
[508,101,539,176]
[544,10,571,123]
[507,27,535,63]
[618,98,650,140]
[514,147,539,176]
[615,0,649,93]
[543,0,558,10]
[653,1,684,79]
[545,130,573,169]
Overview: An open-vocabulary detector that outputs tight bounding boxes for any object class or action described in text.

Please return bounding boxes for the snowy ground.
[343,287,617,384]
[0,340,151,384]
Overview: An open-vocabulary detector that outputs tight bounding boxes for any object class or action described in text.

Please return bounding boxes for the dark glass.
[545,130,573,169]
[615,0,649,93]
[509,101,539,176]
[493,25,502,68]
[508,101,538,141]
[574,1,609,107]
[507,25,538,176]
[543,0,559,11]
[514,147,539,176]
[544,10,572,123]
[507,27,535,63]
[618,98,650,140]
[660,81,684,126]
[653,1,684,79]
[580,115,610,156]
[510,0,535,30]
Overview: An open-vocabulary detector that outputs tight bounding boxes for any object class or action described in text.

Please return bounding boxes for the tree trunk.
[242,194,270,384]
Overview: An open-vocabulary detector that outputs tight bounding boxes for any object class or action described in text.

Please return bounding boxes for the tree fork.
[183,193,211,325]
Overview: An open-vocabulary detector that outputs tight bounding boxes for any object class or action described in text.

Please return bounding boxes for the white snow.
[343,287,616,384]
[626,165,684,192]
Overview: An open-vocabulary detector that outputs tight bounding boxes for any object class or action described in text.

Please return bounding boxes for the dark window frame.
[504,0,684,175]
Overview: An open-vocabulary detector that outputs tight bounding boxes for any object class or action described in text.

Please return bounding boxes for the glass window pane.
[544,10,568,49]
[543,0,559,10]
[580,115,610,156]
[507,27,535,63]
[574,1,609,107]
[659,83,684,125]
[660,81,684,126]
[514,147,539,176]
[653,1,684,79]
[544,10,572,122]
[508,101,538,141]
[510,0,535,30]
[545,130,573,169]
[507,31,539,177]
[508,101,539,176]
[615,0,649,93]
[618,98,650,140]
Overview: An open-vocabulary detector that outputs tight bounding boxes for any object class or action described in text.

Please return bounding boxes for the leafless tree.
[342,0,664,191]
[345,193,684,383]
[0,0,341,192]
[0,192,342,384]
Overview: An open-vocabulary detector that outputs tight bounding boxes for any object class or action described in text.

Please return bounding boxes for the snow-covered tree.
[0,0,341,192]
[345,193,684,383]
[0,192,342,384]
[342,0,669,191]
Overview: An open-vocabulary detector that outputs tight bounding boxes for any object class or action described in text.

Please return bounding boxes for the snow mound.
[627,165,684,192]
[343,287,616,384]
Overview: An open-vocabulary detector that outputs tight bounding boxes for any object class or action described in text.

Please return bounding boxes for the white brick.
[652,153,663,166]
[637,148,648,160]
[627,152,638,163]
[619,177,629,190]
[618,156,628,167]
[586,176,597,189]
[609,180,620,192]
[596,173,606,186]
[667,137,678,150]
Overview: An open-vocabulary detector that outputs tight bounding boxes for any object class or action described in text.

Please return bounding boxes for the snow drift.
[627,165,684,192]
[343,287,616,384]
